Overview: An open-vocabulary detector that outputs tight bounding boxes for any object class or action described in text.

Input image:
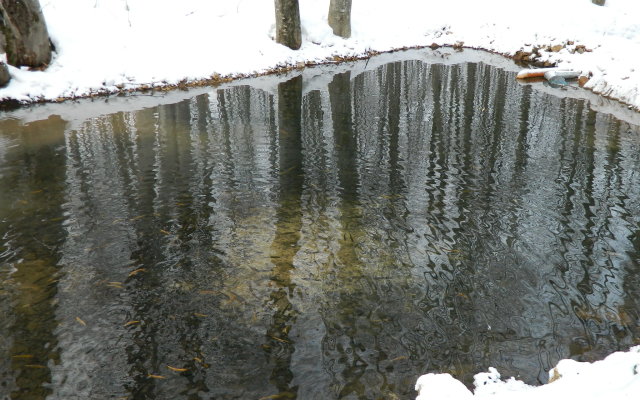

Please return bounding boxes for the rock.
[550,44,563,52]
[429,42,440,50]
[0,0,52,68]
[578,76,589,87]
[513,50,531,62]
[0,62,10,87]
[574,45,592,54]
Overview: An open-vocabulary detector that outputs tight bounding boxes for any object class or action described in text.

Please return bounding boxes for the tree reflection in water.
[1,58,639,399]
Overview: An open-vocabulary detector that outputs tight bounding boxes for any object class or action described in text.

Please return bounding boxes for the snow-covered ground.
[416,346,640,399]
[0,0,639,111]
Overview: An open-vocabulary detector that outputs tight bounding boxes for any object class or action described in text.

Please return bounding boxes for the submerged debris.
[166,365,188,372]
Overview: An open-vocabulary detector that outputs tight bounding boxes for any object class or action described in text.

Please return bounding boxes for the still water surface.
[1,59,640,400]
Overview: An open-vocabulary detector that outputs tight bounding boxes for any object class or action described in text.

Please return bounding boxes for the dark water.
[1,59,640,400]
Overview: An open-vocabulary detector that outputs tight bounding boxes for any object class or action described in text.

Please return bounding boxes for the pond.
[1,51,640,399]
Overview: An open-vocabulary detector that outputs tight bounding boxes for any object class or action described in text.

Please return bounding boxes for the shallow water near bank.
[1,53,640,399]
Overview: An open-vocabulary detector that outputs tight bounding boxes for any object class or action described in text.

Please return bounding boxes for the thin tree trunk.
[274,0,302,50]
[0,63,10,87]
[328,0,352,38]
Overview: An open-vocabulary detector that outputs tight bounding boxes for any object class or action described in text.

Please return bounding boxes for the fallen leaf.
[269,335,290,344]
[75,317,87,326]
[259,392,296,400]
[128,268,146,277]
[167,365,188,372]
[147,374,166,379]
[124,320,140,327]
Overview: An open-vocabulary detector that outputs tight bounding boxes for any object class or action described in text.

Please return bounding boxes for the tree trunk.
[591,0,605,5]
[274,0,301,50]
[328,0,352,38]
[0,0,52,68]
[0,62,10,87]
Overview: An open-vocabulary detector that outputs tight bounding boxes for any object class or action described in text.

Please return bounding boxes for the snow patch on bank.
[0,0,639,111]
[415,346,640,399]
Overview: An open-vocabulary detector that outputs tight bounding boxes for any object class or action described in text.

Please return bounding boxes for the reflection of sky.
[1,59,639,399]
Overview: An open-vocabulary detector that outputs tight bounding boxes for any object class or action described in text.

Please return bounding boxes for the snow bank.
[1,0,639,111]
[415,346,640,400]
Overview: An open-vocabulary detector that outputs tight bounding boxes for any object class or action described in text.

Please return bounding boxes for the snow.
[415,346,640,399]
[0,0,639,111]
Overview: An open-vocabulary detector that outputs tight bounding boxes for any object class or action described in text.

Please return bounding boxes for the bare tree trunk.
[274,0,301,50]
[0,0,52,67]
[0,63,10,87]
[328,0,352,38]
